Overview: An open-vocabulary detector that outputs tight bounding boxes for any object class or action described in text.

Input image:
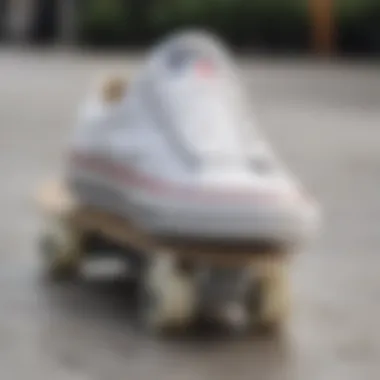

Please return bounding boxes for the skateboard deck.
[35,179,288,268]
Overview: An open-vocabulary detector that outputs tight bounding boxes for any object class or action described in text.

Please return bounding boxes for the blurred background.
[1,1,380,379]
[1,0,379,57]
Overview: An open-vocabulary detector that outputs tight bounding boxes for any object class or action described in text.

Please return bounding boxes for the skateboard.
[34,179,291,335]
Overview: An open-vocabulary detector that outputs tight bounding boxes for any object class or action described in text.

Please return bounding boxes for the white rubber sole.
[69,174,320,247]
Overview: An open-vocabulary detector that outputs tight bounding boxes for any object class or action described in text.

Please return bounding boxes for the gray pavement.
[1,47,380,379]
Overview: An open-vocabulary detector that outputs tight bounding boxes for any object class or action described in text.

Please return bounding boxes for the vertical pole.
[310,0,335,56]
[5,0,35,42]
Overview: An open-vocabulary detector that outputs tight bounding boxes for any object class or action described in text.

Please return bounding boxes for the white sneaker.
[66,30,321,248]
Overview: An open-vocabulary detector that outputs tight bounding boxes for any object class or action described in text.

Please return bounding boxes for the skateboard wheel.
[39,216,83,281]
[39,234,80,281]
[248,259,290,333]
[139,252,197,334]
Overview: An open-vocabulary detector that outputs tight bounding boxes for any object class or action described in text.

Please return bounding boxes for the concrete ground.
[1,47,380,380]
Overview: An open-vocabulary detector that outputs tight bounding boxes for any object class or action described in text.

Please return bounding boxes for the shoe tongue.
[163,70,250,160]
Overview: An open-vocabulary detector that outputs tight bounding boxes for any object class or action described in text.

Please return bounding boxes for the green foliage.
[79,0,131,45]
[335,0,380,54]
[77,0,380,54]
[148,0,309,50]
